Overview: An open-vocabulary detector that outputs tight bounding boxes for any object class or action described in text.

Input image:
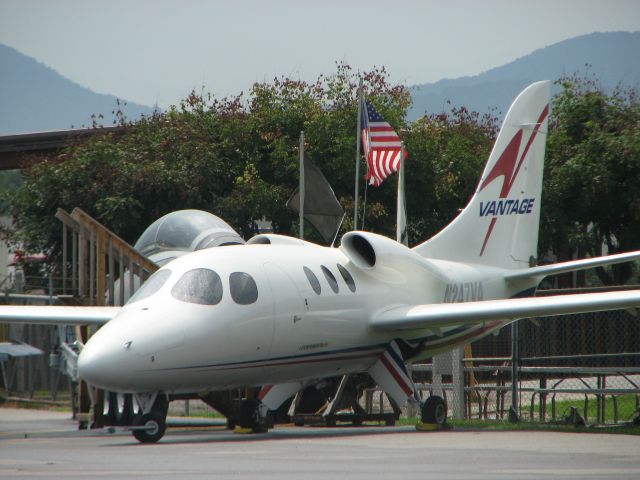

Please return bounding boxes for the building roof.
[0,126,123,170]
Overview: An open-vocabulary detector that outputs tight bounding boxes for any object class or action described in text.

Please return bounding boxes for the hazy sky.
[1,0,639,108]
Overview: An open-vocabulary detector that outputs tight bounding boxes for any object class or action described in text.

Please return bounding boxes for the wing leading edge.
[504,250,640,282]
[370,290,640,332]
[0,305,120,326]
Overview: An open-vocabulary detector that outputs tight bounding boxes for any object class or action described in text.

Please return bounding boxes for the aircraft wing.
[370,290,640,332]
[0,305,120,326]
[504,251,640,282]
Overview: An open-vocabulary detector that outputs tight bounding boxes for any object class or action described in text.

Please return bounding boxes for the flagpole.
[396,143,407,246]
[353,78,363,230]
[299,130,305,240]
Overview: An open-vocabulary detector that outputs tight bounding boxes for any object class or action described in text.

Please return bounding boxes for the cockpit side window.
[303,266,321,295]
[171,268,223,305]
[127,269,172,304]
[229,272,258,305]
[321,265,339,293]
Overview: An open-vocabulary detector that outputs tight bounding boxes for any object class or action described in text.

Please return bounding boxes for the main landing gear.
[237,398,271,433]
[420,395,447,428]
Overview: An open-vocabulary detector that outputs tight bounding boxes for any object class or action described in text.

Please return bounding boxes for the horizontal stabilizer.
[370,290,640,332]
[505,250,640,282]
[0,305,119,326]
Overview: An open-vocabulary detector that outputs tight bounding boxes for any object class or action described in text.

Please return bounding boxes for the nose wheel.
[130,393,168,443]
[131,412,167,443]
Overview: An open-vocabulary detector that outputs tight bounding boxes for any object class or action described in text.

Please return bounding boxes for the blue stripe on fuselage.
[148,288,538,374]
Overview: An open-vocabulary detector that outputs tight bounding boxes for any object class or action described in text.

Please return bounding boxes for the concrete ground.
[1,407,639,479]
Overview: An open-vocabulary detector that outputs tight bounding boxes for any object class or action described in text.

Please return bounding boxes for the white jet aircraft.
[2,81,640,443]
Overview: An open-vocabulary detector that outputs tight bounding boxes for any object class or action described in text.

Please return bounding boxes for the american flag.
[361,97,407,186]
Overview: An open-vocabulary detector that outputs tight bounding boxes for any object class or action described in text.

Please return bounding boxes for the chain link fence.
[417,307,640,425]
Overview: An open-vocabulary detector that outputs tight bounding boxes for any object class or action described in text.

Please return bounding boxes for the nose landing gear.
[131,412,167,443]
[130,393,168,443]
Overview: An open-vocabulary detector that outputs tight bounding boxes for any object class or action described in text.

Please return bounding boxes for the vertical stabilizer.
[413,81,550,269]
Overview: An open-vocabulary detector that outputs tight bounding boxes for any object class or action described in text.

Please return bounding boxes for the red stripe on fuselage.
[258,385,273,401]
[380,354,413,397]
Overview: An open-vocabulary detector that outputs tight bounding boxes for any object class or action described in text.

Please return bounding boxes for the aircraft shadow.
[105,424,420,447]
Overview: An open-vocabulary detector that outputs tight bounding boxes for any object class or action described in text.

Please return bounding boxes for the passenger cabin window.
[303,266,321,295]
[229,272,258,305]
[127,269,172,304]
[321,265,339,293]
[337,264,356,292]
[171,268,223,305]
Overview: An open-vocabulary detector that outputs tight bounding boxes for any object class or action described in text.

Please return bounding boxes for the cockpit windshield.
[171,268,223,305]
[127,269,172,305]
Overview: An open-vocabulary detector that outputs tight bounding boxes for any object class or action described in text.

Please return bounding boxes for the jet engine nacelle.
[340,231,418,270]
[340,231,448,285]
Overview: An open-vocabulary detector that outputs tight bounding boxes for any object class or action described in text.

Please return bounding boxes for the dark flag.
[286,157,344,242]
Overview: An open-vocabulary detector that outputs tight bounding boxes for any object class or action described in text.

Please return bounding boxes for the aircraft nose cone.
[78,328,127,391]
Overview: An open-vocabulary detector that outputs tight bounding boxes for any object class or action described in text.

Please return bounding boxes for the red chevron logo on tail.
[479,105,549,256]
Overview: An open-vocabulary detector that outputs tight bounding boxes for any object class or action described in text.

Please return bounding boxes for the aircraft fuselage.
[78,239,537,394]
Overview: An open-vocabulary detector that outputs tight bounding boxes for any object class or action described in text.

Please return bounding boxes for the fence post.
[452,347,465,419]
[509,321,520,422]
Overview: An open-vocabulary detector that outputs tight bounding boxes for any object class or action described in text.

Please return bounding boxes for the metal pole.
[299,131,305,240]
[396,143,407,245]
[510,321,520,422]
[62,223,67,295]
[353,79,363,230]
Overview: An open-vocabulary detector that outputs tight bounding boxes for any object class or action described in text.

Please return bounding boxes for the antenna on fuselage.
[331,213,347,248]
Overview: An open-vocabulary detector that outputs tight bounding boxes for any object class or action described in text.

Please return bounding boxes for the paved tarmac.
[1,407,639,479]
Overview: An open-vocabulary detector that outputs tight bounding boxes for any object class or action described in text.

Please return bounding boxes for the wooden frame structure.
[56,207,157,427]
[56,207,157,307]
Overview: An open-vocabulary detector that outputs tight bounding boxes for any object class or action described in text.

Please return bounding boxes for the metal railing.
[410,354,640,425]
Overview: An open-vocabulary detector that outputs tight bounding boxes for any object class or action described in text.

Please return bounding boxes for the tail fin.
[413,81,551,269]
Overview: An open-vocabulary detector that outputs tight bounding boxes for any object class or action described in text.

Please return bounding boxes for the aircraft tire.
[421,396,447,426]
[132,412,166,443]
[226,417,237,430]
[238,399,268,433]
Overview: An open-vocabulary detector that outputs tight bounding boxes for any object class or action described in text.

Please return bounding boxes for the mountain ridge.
[408,31,640,120]
[0,44,154,134]
[2,31,639,133]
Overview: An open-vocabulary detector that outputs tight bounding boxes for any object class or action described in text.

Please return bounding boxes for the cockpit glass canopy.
[134,210,244,256]
[127,269,172,305]
[171,268,223,305]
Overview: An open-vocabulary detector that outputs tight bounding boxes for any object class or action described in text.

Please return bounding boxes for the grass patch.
[549,394,639,423]
[0,389,72,412]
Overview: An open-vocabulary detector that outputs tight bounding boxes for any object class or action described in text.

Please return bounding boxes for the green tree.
[403,106,498,244]
[541,75,640,285]
[8,63,410,257]
[0,170,23,214]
